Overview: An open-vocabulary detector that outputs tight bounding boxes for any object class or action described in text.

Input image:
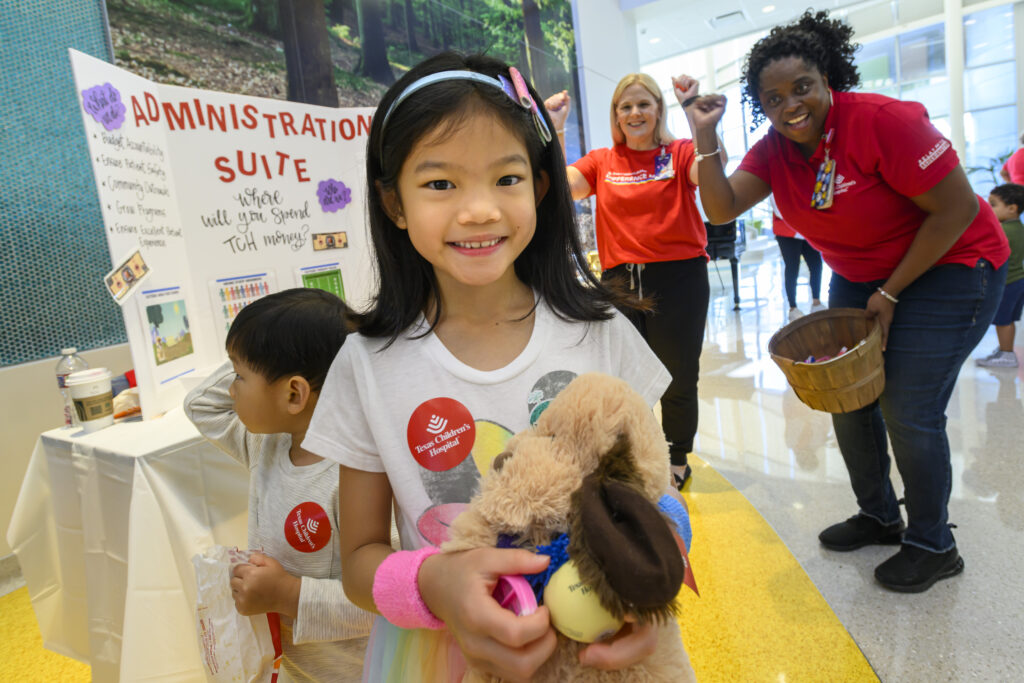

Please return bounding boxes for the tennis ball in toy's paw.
[543,560,623,643]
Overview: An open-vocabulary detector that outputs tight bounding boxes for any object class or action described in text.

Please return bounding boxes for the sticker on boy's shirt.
[284,502,331,553]
[654,150,675,180]
[104,249,152,304]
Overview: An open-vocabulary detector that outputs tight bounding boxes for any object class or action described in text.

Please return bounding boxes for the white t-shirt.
[303,298,670,550]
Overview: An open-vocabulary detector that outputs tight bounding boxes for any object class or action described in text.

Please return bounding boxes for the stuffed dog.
[444,372,696,682]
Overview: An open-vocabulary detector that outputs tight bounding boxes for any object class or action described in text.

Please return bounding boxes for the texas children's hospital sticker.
[407,398,476,472]
[284,502,331,553]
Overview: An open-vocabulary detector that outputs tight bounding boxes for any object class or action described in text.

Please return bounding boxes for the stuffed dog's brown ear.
[569,434,684,623]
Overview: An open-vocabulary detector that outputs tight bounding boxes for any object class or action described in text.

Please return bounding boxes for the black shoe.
[874,544,964,593]
[818,514,905,551]
[671,464,691,491]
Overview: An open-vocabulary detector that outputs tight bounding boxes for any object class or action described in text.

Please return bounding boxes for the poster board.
[69,49,374,418]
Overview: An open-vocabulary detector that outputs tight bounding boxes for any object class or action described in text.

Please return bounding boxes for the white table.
[6,408,248,682]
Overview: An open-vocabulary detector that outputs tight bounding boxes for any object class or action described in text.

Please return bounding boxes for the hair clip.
[508,67,552,143]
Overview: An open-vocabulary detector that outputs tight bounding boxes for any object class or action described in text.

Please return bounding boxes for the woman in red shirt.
[545,73,725,489]
[690,11,1008,593]
[1000,134,1024,184]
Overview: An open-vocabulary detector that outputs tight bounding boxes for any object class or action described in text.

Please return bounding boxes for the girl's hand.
[865,291,896,351]
[686,93,728,133]
[419,548,557,682]
[544,90,571,131]
[579,616,658,670]
[231,552,301,617]
[671,74,699,105]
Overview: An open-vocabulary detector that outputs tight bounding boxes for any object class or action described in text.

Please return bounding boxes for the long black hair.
[741,10,860,130]
[226,288,353,391]
[360,51,629,344]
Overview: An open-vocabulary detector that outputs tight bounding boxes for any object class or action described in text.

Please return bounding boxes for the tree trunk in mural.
[328,0,352,25]
[356,0,395,85]
[251,0,279,37]
[403,0,419,53]
[278,0,339,106]
[521,0,550,94]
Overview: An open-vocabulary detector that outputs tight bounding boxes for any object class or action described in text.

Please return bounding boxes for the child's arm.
[338,466,558,680]
[229,553,374,641]
[183,360,258,466]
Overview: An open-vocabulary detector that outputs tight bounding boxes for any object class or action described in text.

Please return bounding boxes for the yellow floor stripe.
[0,586,90,682]
[678,455,878,683]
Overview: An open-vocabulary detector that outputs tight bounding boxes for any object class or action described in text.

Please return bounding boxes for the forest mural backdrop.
[105,0,585,160]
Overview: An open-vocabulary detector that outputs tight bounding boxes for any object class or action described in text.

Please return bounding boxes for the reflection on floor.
[697,240,1024,681]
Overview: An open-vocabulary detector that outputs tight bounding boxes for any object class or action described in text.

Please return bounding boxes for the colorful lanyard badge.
[811,129,835,210]
[654,146,674,180]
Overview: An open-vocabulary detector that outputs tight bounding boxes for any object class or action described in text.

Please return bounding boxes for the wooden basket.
[768,308,884,414]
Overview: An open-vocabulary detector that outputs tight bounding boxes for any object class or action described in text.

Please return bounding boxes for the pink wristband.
[372,547,445,630]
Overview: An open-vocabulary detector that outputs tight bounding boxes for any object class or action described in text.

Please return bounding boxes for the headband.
[377,67,552,158]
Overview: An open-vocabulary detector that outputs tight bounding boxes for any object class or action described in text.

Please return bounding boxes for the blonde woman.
[546,74,725,489]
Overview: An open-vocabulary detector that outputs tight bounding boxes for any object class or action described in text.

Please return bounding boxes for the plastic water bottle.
[56,348,89,426]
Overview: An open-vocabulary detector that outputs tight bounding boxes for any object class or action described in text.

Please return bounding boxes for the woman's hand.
[544,90,571,131]
[671,74,699,106]
[686,93,728,133]
[419,548,557,682]
[579,616,658,670]
[865,291,896,351]
[231,552,300,617]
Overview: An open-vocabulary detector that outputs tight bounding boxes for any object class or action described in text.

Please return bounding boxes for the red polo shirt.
[739,90,1009,282]
[572,138,707,270]
[1003,148,1024,184]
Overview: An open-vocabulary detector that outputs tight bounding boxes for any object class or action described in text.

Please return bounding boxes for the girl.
[303,53,674,680]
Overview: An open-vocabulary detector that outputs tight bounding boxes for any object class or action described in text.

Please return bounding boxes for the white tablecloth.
[6,407,248,682]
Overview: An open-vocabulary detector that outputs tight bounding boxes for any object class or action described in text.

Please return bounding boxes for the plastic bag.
[193,546,283,682]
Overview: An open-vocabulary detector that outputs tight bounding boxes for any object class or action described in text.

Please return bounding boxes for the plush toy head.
[444,372,685,624]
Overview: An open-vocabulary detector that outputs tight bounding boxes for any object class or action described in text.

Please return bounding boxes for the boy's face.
[228,355,287,433]
[988,194,1019,222]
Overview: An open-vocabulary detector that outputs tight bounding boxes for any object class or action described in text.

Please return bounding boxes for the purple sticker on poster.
[316,179,352,213]
[81,83,126,131]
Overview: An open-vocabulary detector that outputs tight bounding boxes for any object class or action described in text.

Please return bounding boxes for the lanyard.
[811,129,835,210]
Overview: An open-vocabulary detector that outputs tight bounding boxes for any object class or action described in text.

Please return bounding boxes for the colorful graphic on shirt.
[417,502,470,547]
[284,502,331,553]
[471,420,516,476]
[527,370,577,424]
[407,397,476,472]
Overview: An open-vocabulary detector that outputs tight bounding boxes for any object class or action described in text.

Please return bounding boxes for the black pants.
[603,257,709,465]
[776,236,822,308]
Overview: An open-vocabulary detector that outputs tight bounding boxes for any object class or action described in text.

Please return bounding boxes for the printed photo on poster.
[137,285,198,387]
[208,272,277,342]
[104,249,152,304]
[297,263,345,300]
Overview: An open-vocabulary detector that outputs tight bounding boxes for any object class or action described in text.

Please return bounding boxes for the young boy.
[185,288,371,681]
[977,183,1024,368]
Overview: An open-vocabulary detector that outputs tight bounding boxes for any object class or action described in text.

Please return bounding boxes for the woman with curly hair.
[689,10,1009,593]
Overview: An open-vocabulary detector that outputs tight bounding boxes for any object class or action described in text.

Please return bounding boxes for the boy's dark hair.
[991,183,1024,216]
[226,288,352,390]
[361,51,633,344]
[741,10,860,130]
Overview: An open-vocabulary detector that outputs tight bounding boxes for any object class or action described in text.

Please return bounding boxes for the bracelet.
[877,287,899,304]
[555,128,565,135]
[682,95,699,108]
[372,547,445,630]
[694,147,720,163]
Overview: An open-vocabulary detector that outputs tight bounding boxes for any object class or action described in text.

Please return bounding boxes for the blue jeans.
[828,260,1006,552]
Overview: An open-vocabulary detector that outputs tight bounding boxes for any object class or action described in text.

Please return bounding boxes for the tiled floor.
[698,240,1024,681]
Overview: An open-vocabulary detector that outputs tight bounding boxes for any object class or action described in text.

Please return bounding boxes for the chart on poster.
[70,49,374,418]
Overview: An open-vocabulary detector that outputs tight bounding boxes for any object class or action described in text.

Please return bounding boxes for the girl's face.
[389,111,547,295]
[758,56,831,157]
[615,83,660,150]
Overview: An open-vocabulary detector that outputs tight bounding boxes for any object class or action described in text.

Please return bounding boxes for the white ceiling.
[627,0,873,64]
